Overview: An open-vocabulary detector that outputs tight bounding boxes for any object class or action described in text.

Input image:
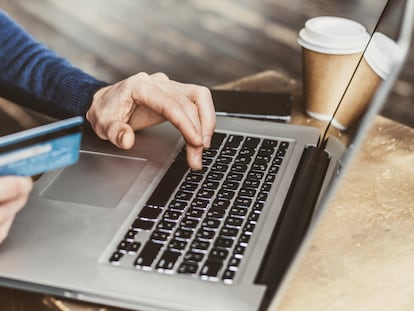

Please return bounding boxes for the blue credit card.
[0,116,84,176]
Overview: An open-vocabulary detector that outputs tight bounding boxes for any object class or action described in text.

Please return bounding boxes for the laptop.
[0,1,412,310]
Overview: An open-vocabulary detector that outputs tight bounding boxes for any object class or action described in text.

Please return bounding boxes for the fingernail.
[203,135,211,148]
[118,130,125,146]
[193,154,202,170]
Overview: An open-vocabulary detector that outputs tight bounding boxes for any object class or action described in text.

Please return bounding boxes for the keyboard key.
[233,245,246,258]
[163,210,182,221]
[169,200,187,211]
[244,223,256,235]
[184,251,204,262]
[132,218,155,231]
[217,189,235,200]
[206,208,226,219]
[146,152,188,206]
[262,139,278,149]
[134,241,162,269]
[191,239,210,251]
[222,180,239,190]
[248,211,260,223]
[157,220,176,232]
[253,202,264,213]
[124,229,137,241]
[247,171,264,180]
[238,234,251,246]
[216,155,232,164]
[206,171,225,181]
[234,197,252,208]
[230,163,248,172]
[243,179,261,189]
[181,182,198,192]
[238,147,255,157]
[175,190,193,201]
[156,250,180,271]
[186,207,204,219]
[212,199,231,209]
[243,137,260,149]
[251,163,267,171]
[109,251,124,264]
[234,156,251,165]
[210,132,226,149]
[257,191,268,202]
[138,205,162,220]
[151,230,169,242]
[186,173,203,183]
[220,226,239,238]
[200,260,223,279]
[168,239,188,251]
[211,163,228,172]
[227,256,241,270]
[117,240,131,253]
[225,216,244,228]
[178,262,199,274]
[227,172,244,181]
[197,189,215,199]
[222,269,236,284]
[191,198,210,209]
[202,217,221,229]
[201,180,220,191]
[174,228,194,240]
[272,156,283,166]
[203,149,217,158]
[197,228,216,241]
[128,242,141,254]
[220,147,237,157]
[224,135,243,148]
[279,141,290,149]
[180,217,199,229]
[230,206,248,217]
[238,188,256,198]
[215,237,234,249]
[209,248,229,262]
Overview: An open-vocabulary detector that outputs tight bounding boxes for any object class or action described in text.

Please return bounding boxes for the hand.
[0,176,33,244]
[86,72,216,170]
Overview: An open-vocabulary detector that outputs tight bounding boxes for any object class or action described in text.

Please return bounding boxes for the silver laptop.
[0,1,412,310]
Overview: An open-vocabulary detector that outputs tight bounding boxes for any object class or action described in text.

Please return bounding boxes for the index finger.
[130,74,203,148]
[175,84,216,148]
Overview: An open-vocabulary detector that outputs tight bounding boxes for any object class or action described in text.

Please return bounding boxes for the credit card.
[0,116,84,176]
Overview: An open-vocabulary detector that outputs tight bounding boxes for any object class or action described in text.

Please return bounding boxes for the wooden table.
[1,71,413,311]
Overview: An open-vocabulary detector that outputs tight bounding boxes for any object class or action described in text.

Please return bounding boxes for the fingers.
[0,176,32,201]
[174,83,216,148]
[130,73,204,148]
[0,176,33,244]
[87,72,216,170]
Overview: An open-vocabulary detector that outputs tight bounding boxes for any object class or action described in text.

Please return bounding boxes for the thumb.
[106,121,135,149]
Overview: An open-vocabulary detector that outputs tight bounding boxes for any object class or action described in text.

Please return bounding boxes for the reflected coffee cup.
[334,32,398,129]
[298,16,371,129]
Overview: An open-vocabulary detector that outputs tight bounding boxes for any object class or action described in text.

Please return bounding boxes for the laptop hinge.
[255,145,330,310]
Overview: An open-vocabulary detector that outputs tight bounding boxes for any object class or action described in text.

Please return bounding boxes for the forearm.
[0,10,108,118]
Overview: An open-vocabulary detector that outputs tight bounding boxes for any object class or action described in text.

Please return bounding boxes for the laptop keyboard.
[108,132,290,284]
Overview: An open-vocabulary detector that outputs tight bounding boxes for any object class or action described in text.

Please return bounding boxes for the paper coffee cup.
[298,16,370,129]
[333,32,398,129]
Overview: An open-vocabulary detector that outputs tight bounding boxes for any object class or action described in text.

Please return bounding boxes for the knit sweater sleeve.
[0,10,108,118]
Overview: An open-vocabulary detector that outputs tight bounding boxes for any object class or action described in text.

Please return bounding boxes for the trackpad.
[41,152,147,208]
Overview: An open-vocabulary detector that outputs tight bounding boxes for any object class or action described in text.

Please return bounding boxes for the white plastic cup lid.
[364,32,398,79]
[298,16,370,54]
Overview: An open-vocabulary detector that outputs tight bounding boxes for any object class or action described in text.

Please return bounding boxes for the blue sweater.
[0,10,108,118]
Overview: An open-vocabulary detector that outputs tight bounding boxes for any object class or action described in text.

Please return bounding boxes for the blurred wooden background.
[0,0,413,127]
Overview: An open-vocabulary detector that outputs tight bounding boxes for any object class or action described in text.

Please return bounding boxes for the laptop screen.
[319,0,409,152]
[269,0,412,308]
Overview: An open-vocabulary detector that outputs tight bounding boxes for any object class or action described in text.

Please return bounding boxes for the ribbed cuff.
[54,68,109,117]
